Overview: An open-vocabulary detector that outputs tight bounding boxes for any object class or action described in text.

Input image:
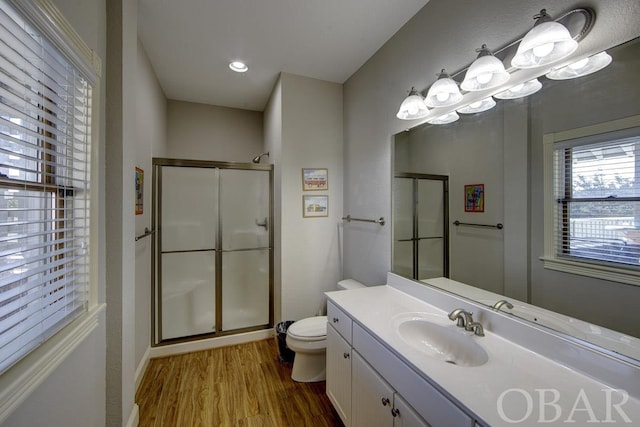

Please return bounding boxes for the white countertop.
[423,277,640,362]
[327,284,640,426]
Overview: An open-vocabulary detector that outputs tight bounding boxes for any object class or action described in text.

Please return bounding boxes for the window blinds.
[553,129,640,267]
[0,0,92,374]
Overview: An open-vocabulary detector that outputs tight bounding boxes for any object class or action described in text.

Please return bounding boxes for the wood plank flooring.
[136,338,343,427]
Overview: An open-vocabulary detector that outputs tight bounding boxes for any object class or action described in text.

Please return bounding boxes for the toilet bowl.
[285,279,365,382]
[286,316,328,382]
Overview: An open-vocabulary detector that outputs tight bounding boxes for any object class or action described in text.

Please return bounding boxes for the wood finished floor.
[136,339,343,427]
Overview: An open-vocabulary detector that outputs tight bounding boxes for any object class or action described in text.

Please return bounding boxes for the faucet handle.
[467,321,485,336]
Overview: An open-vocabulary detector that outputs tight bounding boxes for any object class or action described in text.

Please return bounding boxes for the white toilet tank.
[336,279,366,291]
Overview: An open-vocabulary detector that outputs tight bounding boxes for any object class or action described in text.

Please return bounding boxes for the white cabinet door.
[327,325,352,426]
[352,351,394,427]
[393,393,430,427]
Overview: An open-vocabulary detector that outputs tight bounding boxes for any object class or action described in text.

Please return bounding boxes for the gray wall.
[343,0,640,337]
[166,100,263,162]
[135,39,167,386]
[264,78,283,323]
[266,73,344,322]
[105,0,139,424]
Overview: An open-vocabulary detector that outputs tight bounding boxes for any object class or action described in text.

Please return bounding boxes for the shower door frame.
[151,157,274,346]
[394,172,450,280]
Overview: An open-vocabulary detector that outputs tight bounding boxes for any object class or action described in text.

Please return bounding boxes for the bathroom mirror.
[392,36,640,363]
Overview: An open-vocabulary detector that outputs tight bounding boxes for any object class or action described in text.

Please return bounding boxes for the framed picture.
[303,195,329,218]
[135,167,144,215]
[302,168,328,191]
[464,184,484,212]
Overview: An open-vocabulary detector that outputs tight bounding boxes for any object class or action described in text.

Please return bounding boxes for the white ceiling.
[137,0,430,111]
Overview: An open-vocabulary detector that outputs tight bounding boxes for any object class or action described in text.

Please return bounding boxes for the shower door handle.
[256,218,268,230]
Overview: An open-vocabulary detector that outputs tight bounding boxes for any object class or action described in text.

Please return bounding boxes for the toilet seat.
[287,316,327,341]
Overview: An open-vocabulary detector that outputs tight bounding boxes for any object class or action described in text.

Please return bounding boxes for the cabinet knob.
[381,397,391,407]
[343,352,350,359]
[391,408,400,417]
[332,317,339,323]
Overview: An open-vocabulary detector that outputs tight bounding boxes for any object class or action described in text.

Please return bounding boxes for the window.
[0,0,94,374]
[543,116,640,285]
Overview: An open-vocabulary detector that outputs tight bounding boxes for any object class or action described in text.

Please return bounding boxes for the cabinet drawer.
[353,323,474,427]
[327,301,353,343]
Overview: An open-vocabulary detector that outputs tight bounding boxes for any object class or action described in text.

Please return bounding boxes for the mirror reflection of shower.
[252,152,269,163]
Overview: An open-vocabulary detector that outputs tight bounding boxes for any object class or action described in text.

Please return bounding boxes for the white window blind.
[0,0,92,374]
[553,127,640,268]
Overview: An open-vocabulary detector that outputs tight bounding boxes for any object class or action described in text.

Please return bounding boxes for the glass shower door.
[159,166,218,340]
[220,169,271,331]
[392,174,449,280]
[417,179,446,279]
[393,177,415,277]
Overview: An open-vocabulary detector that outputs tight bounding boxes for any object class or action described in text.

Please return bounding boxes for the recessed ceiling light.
[229,61,248,73]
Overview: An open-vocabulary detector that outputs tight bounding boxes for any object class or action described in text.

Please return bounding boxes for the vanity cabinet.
[326,324,352,425]
[353,322,474,427]
[326,302,353,426]
[352,351,429,427]
[326,300,476,427]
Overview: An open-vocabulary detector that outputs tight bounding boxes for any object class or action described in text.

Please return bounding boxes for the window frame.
[543,115,640,286]
[0,0,102,422]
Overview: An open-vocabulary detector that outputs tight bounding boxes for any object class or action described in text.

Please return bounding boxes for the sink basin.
[394,315,489,367]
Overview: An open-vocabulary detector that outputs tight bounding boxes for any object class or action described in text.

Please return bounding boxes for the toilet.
[285,279,366,382]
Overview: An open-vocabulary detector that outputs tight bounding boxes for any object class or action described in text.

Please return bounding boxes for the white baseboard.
[149,329,274,359]
[125,403,139,427]
[134,346,151,393]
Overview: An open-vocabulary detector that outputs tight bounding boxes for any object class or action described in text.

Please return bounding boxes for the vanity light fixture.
[511,9,578,69]
[546,51,612,80]
[396,87,429,120]
[394,8,595,122]
[457,97,496,114]
[229,60,248,73]
[460,45,510,92]
[426,111,459,125]
[494,78,543,99]
[425,69,463,108]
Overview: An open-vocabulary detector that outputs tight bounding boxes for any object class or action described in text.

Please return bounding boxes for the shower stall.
[152,158,273,345]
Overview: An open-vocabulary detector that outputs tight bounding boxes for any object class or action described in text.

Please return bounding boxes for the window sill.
[0,303,105,424]
[541,257,640,287]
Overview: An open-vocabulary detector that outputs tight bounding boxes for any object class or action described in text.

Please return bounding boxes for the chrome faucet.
[492,300,514,311]
[448,308,474,328]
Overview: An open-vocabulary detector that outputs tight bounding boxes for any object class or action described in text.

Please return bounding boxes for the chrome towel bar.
[342,215,385,226]
[135,227,155,241]
[453,220,503,229]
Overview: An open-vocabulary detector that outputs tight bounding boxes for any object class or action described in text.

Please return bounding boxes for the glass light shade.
[511,11,578,69]
[457,97,496,114]
[426,111,459,125]
[425,70,463,107]
[461,46,510,91]
[396,88,429,120]
[545,51,612,80]
[494,78,542,99]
